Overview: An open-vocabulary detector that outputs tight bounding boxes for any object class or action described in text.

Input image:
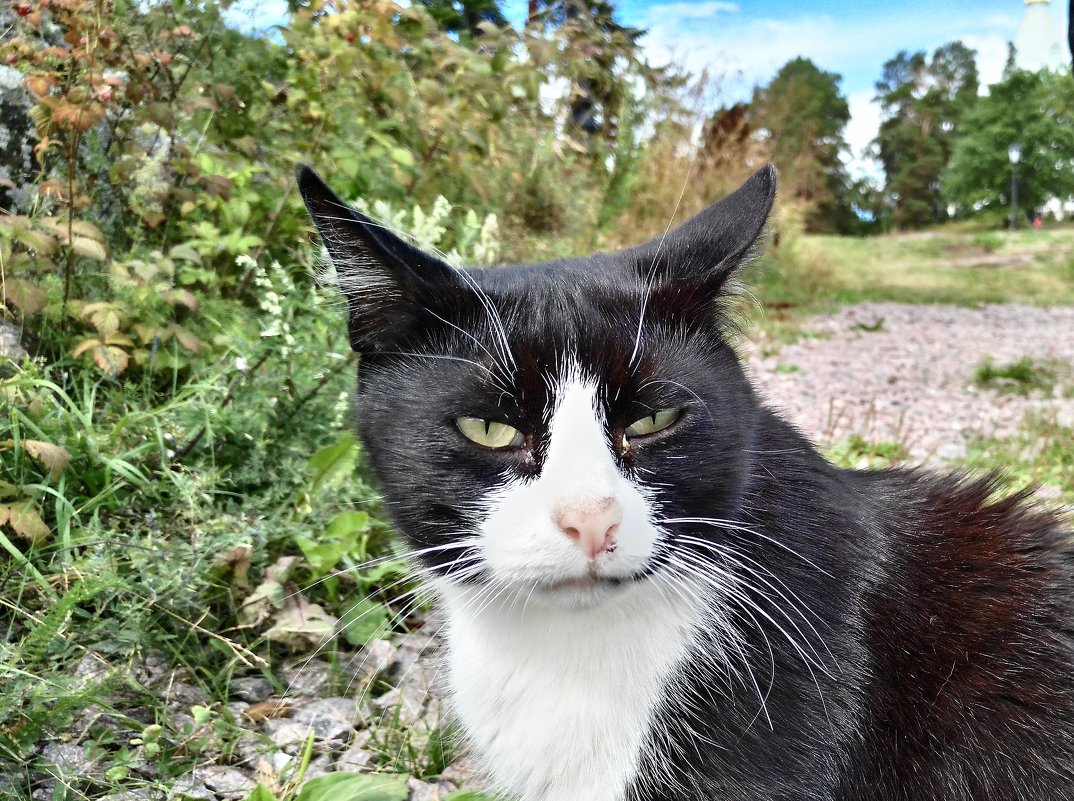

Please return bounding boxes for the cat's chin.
[527,574,644,610]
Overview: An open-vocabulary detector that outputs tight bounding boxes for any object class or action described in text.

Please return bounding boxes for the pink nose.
[554,498,622,559]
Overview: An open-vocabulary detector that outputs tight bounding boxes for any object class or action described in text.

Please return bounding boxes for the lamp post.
[1008,142,1022,230]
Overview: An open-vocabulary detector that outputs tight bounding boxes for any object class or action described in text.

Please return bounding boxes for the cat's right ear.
[296,165,460,353]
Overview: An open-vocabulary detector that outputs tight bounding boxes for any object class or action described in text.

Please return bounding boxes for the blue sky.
[230,0,1069,178]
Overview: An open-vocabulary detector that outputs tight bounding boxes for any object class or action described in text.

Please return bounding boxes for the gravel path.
[747,302,1074,463]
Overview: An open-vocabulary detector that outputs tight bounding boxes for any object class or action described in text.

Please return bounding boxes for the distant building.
[1013,0,1067,72]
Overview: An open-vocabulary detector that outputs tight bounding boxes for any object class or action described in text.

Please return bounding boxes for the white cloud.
[844,91,882,182]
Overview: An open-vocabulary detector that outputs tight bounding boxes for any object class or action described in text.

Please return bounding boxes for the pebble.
[290,697,358,740]
[230,676,274,703]
[196,765,256,798]
[39,743,95,778]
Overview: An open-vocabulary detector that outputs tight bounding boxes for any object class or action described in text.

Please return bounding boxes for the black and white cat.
[299,164,1074,801]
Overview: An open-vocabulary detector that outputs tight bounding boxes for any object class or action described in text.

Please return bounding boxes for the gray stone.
[230,676,273,703]
[303,754,334,780]
[168,682,210,707]
[290,697,358,741]
[440,755,487,790]
[407,777,447,801]
[196,765,256,799]
[263,719,312,749]
[373,681,427,726]
[335,744,375,771]
[39,743,96,778]
[283,659,333,696]
[167,777,215,800]
[0,319,27,362]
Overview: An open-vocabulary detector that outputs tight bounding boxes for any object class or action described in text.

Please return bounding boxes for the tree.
[749,57,854,233]
[415,0,508,40]
[526,1,649,145]
[874,42,978,228]
[943,68,1074,216]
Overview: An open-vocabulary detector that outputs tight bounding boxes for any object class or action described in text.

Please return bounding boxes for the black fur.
[299,164,1074,800]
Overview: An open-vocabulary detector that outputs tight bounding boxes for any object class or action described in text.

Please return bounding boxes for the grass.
[745,225,1074,343]
[974,356,1070,396]
[963,415,1074,505]
[804,227,1074,307]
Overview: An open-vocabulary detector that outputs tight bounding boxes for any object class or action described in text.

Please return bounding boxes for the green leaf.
[445,793,499,801]
[297,773,410,801]
[339,596,391,648]
[243,786,280,801]
[389,148,415,168]
[307,433,359,493]
[296,511,369,574]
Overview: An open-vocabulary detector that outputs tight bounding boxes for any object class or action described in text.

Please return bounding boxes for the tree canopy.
[874,42,978,229]
[749,57,854,233]
[944,68,1074,214]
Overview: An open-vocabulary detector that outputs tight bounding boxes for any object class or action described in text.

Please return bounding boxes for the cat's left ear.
[633,164,777,293]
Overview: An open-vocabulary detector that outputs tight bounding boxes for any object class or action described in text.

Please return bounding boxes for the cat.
[298,163,1074,801]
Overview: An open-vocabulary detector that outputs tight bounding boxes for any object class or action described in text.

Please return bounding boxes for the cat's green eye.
[456,417,524,449]
[625,408,682,438]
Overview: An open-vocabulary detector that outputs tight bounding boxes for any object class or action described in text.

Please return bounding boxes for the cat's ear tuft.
[296,165,460,353]
[634,164,777,293]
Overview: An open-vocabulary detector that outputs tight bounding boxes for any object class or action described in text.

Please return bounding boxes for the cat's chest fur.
[437,581,707,801]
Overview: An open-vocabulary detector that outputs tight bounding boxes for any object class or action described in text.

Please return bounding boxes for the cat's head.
[299,166,776,608]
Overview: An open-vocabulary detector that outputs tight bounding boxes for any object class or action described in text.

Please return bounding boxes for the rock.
[407,777,453,801]
[346,638,399,690]
[232,734,271,767]
[196,765,256,799]
[168,682,210,707]
[390,632,436,680]
[166,777,215,800]
[263,719,311,749]
[283,659,333,696]
[230,676,273,703]
[335,743,374,771]
[290,697,358,741]
[372,682,426,726]
[440,755,486,790]
[39,743,96,778]
[303,754,334,780]
[0,319,27,362]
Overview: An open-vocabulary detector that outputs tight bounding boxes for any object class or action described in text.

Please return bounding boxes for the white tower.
[1013,0,1066,72]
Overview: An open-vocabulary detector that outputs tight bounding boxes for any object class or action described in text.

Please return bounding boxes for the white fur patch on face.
[476,375,658,605]
[432,369,710,801]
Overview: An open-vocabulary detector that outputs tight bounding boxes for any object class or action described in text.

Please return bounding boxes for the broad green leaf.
[169,243,202,262]
[243,786,279,801]
[296,773,410,801]
[389,148,415,168]
[339,596,391,648]
[307,433,359,492]
[445,793,499,801]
